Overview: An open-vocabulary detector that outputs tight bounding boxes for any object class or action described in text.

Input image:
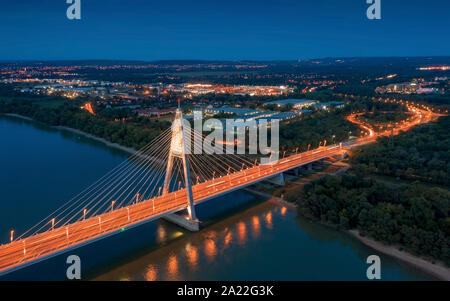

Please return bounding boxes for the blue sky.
[0,0,449,60]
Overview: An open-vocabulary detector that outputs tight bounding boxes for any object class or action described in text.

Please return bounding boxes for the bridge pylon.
[163,108,199,229]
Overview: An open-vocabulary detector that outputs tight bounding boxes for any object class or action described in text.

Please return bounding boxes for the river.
[0,115,435,280]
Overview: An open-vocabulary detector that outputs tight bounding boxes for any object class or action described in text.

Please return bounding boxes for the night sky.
[0,0,449,60]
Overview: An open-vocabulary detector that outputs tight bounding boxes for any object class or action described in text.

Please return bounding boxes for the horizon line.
[1,55,450,63]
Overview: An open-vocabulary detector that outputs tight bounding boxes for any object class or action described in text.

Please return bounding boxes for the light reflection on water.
[265,211,273,229]
[223,230,232,249]
[157,225,166,243]
[93,198,435,281]
[237,221,247,245]
[145,265,157,281]
[94,201,280,281]
[251,216,260,239]
[167,253,178,280]
[185,243,198,269]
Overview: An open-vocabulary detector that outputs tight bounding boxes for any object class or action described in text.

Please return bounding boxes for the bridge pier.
[307,163,313,171]
[163,213,199,232]
[291,167,300,176]
[265,172,285,186]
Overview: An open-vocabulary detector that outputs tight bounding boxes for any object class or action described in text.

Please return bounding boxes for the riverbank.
[348,230,450,281]
[1,113,138,155]
[244,187,297,209]
[246,179,450,280]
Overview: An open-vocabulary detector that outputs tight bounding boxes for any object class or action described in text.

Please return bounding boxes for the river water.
[0,115,434,280]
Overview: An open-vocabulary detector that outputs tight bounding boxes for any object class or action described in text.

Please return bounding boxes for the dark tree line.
[0,99,170,150]
[279,110,362,152]
[351,116,450,186]
[286,174,450,265]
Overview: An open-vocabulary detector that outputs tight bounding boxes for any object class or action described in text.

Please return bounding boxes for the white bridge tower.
[163,107,198,228]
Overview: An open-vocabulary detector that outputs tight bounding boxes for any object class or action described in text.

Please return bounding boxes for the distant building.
[312,101,345,110]
[134,107,177,117]
[262,112,297,122]
[416,87,439,94]
[204,106,258,116]
[263,99,317,109]
[203,111,298,131]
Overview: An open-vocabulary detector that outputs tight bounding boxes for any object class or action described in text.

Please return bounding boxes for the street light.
[10,230,14,243]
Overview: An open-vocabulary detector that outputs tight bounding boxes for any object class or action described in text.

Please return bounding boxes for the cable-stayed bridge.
[0,103,437,276]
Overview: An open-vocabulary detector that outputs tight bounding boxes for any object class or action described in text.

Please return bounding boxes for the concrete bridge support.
[163,108,200,232]
[285,167,300,177]
[163,213,199,231]
[265,172,285,186]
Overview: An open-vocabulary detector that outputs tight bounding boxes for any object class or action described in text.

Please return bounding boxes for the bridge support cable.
[84,134,172,218]
[185,129,259,185]
[13,127,173,241]
[14,131,166,240]
[56,129,172,226]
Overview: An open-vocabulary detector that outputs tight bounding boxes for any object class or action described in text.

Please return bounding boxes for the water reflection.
[204,239,217,261]
[185,243,199,269]
[167,253,178,279]
[252,216,261,238]
[145,265,157,281]
[237,221,247,244]
[93,199,433,281]
[223,230,232,249]
[265,212,273,229]
[157,225,166,243]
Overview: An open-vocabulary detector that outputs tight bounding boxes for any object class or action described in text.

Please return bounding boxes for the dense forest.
[279,110,362,151]
[285,174,450,265]
[351,116,450,186]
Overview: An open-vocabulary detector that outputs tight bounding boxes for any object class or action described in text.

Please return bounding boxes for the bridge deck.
[0,145,345,275]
